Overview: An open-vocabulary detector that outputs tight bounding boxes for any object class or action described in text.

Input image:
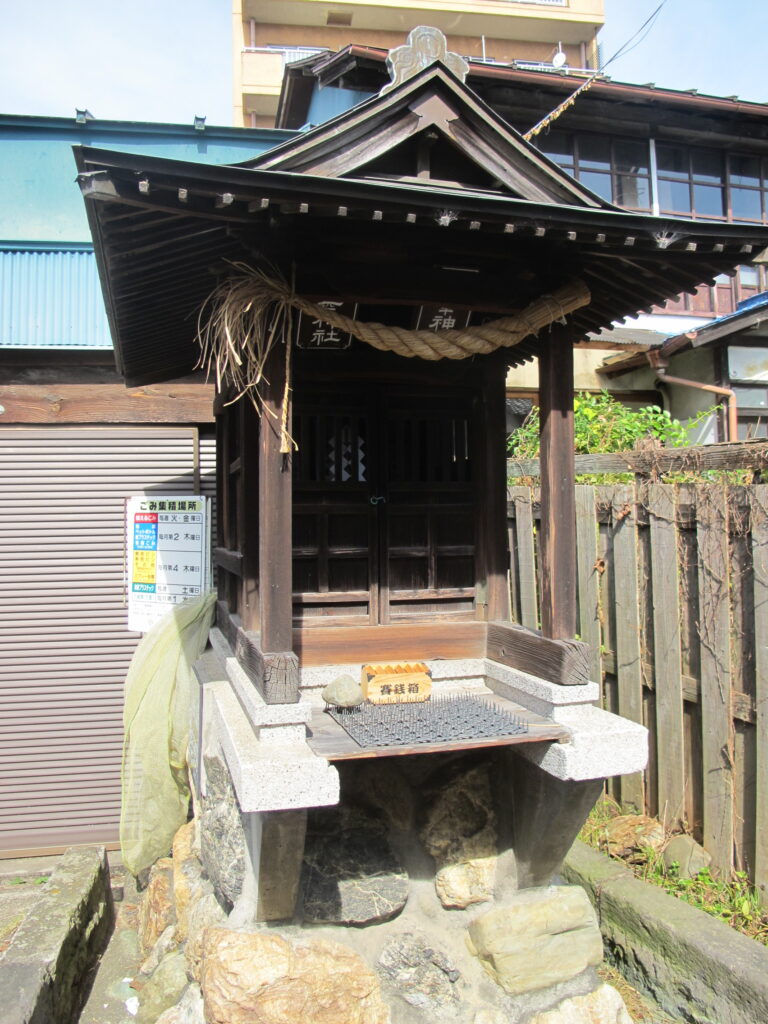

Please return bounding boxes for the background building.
[233,0,604,127]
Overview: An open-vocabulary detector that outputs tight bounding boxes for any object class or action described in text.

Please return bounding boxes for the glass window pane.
[658,178,691,214]
[733,387,768,409]
[690,148,724,184]
[693,183,724,218]
[614,139,649,174]
[739,265,759,286]
[578,170,613,201]
[577,134,611,171]
[731,187,763,221]
[537,130,574,168]
[657,144,689,179]
[615,173,650,209]
[730,154,761,187]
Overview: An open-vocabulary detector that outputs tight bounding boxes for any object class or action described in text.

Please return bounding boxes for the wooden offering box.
[361,662,432,704]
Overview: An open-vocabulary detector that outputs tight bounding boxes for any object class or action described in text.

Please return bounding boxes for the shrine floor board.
[306,691,569,761]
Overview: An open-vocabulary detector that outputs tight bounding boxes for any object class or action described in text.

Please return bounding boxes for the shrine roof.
[75,64,768,387]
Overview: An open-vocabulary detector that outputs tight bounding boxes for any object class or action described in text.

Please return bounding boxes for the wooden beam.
[240,398,261,633]
[0,383,214,424]
[508,438,768,480]
[478,355,511,621]
[486,621,590,687]
[538,323,577,639]
[294,621,487,667]
[258,342,295,657]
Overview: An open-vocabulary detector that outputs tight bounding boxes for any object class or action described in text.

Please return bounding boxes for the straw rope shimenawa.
[196,264,591,450]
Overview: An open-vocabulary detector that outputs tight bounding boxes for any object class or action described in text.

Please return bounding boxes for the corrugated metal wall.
[0,250,111,348]
[0,427,216,855]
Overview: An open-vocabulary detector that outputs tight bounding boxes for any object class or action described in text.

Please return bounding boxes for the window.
[656,144,725,219]
[729,154,768,222]
[661,265,767,317]
[536,131,651,211]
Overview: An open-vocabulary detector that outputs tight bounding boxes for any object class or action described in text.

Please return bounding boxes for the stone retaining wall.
[563,839,768,1024]
[0,846,114,1024]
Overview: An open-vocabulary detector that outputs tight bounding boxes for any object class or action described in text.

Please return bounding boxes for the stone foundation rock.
[200,756,247,910]
[467,886,603,996]
[302,806,408,925]
[200,927,391,1024]
[138,857,176,956]
[420,760,497,909]
[377,931,460,1013]
[528,983,633,1023]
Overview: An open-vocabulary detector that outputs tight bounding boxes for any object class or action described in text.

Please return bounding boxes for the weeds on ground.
[580,798,768,946]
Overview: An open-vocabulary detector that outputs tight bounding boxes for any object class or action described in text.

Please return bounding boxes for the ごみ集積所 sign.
[126,496,210,632]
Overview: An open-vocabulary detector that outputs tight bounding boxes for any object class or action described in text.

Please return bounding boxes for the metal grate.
[327,694,528,748]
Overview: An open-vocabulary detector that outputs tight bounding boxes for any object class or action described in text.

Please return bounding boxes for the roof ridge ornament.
[380,26,469,95]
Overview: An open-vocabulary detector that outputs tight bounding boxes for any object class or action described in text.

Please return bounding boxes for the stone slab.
[0,846,114,1024]
[208,680,339,813]
[517,705,647,782]
[563,839,768,1024]
[484,659,600,710]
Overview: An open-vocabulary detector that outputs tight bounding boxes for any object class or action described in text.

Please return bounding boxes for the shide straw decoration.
[196,263,591,452]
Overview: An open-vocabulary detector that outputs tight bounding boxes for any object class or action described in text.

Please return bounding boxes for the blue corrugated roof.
[0,248,110,349]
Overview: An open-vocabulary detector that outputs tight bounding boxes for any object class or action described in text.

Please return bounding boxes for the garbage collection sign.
[126,496,210,632]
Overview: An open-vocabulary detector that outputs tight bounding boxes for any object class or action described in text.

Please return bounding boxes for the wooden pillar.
[478,353,512,621]
[539,324,576,640]
[258,342,299,701]
[240,398,260,631]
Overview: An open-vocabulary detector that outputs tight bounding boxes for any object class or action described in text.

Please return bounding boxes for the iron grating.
[326,693,528,748]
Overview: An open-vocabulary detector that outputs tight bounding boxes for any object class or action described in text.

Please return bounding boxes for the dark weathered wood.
[294,621,487,666]
[258,342,293,655]
[647,484,686,827]
[216,600,240,651]
[0,382,214,423]
[696,485,734,874]
[538,324,576,639]
[507,487,539,630]
[486,621,590,686]
[610,486,644,811]
[306,691,569,761]
[216,603,299,704]
[240,399,260,632]
[477,356,512,622]
[601,645,756,725]
[213,547,243,577]
[263,652,301,705]
[575,485,601,683]
[509,439,768,480]
[751,486,768,899]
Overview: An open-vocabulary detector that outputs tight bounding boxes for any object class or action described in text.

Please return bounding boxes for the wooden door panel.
[292,387,479,625]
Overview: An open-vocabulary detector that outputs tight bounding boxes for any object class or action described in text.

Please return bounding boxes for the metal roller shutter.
[0,427,215,856]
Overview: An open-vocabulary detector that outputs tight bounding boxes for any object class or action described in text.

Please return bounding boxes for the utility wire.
[524,0,670,141]
[600,0,669,72]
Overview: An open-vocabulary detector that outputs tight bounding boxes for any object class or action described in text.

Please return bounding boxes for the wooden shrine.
[77,45,768,710]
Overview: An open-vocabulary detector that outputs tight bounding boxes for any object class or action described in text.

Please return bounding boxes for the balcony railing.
[243,46,328,67]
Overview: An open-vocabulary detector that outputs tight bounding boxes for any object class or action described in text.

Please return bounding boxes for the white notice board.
[126,495,210,632]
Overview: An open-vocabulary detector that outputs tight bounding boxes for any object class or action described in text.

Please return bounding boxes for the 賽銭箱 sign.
[126,496,210,632]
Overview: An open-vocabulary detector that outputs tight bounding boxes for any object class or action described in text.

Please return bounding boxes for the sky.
[0,0,766,126]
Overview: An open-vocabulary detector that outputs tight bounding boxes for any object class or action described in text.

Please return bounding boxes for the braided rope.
[262,275,591,360]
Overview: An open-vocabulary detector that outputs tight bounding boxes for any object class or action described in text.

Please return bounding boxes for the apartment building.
[233,0,604,126]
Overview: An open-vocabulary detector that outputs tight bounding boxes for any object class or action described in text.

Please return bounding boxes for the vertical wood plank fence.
[507,482,768,892]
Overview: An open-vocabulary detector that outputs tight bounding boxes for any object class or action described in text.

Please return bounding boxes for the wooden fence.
[506,479,768,891]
